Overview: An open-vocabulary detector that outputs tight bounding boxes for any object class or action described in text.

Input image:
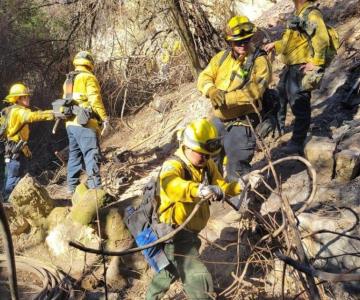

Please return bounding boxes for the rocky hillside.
[2,0,360,299]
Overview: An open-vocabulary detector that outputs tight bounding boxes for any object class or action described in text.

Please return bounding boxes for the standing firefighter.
[197,16,271,180]
[264,0,337,154]
[146,118,260,300]
[1,83,54,200]
[63,51,109,194]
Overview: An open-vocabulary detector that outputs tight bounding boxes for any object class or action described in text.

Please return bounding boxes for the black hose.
[0,200,19,300]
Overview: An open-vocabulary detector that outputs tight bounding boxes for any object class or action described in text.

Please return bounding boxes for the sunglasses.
[231,37,252,47]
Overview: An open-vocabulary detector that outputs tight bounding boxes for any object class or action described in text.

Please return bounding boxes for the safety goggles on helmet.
[184,131,222,154]
[202,138,222,153]
[227,22,255,41]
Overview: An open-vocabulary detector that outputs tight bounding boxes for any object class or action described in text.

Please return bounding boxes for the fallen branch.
[276,252,360,282]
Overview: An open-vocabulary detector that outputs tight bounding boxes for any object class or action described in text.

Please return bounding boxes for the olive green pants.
[146,230,213,300]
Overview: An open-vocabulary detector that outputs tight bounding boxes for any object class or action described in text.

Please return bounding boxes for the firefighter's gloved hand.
[198,184,224,201]
[207,87,226,109]
[101,118,110,136]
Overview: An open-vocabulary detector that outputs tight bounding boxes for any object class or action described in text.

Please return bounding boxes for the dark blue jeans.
[66,125,101,192]
[212,117,257,180]
[3,156,25,201]
[277,65,311,145]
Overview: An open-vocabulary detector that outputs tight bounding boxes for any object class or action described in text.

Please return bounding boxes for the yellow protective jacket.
[197,47,271,121]
[274,1,330,66]
[63,66,108,133]
[158,148,241,232]
[5,105,54,157]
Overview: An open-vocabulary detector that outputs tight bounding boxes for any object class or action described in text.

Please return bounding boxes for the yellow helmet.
[5,83,30,103]
[225,16,256,42]
[182,118,221,155]
[73,51,95,70]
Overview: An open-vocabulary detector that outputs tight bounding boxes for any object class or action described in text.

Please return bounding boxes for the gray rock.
[338,132,360,152]
[335,149,360,182]
[304,137,336,184]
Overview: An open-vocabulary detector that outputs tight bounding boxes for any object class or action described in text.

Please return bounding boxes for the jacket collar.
[75,65,93,74]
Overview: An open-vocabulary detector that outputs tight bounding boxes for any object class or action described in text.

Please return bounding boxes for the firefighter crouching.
[2,83,54,200]
[146,118,260,299]
[63,51,109,194]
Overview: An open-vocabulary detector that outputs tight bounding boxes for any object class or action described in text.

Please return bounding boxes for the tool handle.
[52,119,60,135]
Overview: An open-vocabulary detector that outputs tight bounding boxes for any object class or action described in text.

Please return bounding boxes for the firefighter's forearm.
[26,110,54,123]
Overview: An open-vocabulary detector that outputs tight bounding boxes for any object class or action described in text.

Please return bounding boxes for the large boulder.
[335,149,360,182]
[9,174,54,226]
[304,137,336,184]
[298,209,360,293]
[46,207,71,230]
[45,220,100,278]
[338,132,360,152]
[261,170,311,215]
[103,208,132,250]
[70,187,108,225]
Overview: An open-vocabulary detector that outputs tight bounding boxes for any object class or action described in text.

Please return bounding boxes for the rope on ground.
[0,255,74,300]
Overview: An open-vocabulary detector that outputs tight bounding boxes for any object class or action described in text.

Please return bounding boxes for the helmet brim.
[226,32,255,42]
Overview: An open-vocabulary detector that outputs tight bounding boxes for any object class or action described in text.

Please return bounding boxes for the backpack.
[0,105,13,142]
[290,5,340,65]
[52,71,92,126]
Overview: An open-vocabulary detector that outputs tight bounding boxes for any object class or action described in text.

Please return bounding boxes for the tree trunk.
[168,0,202,77]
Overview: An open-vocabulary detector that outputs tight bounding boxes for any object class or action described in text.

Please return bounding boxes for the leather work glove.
[101,118,111,136]
[198,184,224,202]
[207,87,226,109]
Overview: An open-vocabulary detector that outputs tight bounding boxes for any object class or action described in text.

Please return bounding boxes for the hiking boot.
[280,141,304,155]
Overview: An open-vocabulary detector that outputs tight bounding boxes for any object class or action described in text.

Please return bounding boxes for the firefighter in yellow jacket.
[146,118,260,299]
[197,16,271,179]
[264,0,330,154]
[64,51,109,194]
[2,83,54,200]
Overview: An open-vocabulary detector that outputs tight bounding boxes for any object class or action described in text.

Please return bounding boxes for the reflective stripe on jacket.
[274,1,330,66]
[63,66,108,132]
[197,48,271,121]
[158,148,241,232]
